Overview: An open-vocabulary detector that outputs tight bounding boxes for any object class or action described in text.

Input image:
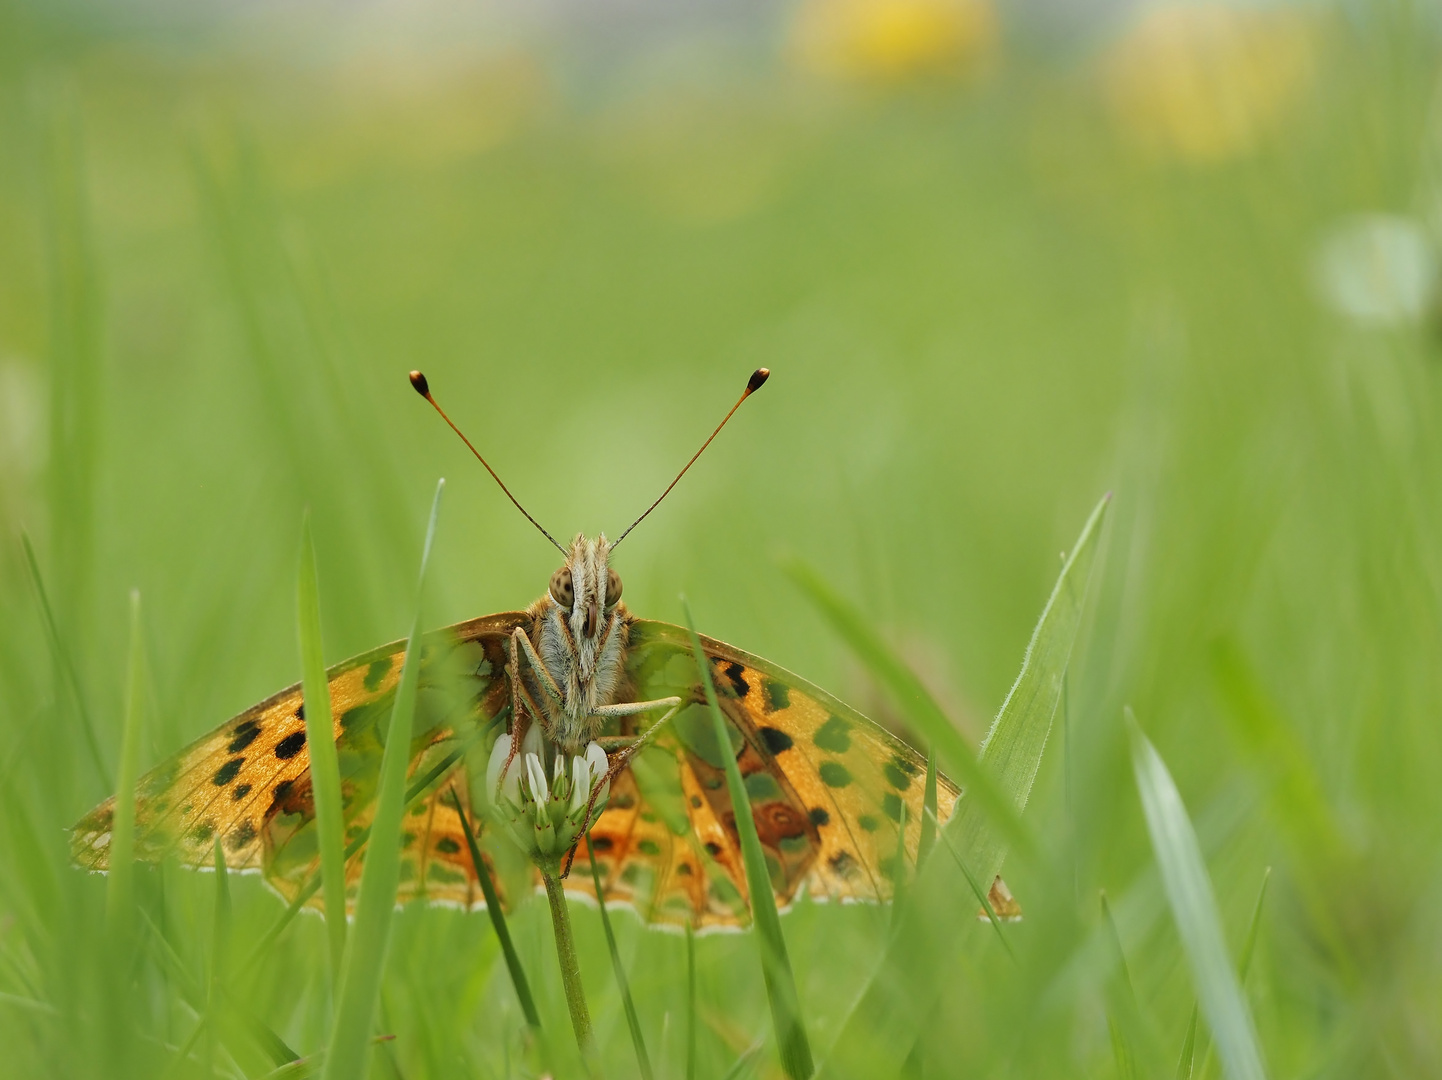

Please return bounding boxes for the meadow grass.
[3,2,1442,1077]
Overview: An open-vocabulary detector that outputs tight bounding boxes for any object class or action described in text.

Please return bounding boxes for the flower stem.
[543,869,598,1070]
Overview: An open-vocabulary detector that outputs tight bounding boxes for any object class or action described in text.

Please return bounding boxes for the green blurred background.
[3,0,1442,1075]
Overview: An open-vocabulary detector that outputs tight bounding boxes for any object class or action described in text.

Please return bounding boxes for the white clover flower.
[483,731,613,872]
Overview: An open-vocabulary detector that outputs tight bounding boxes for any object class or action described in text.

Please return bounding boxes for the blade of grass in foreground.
[1190,867,1271,1080]
[240,729,490,974]
[1128,710,1267,1080]
[686,922,697,1080]
[298,513,348,979]
[20,532,108,788]
[106,590,146,934]
[684,598,813,1080]
[587,833,654,1080]
[322,479,444,1080]
[449,790,541,1030]
[782,557,1034,861]
[818,494,1108,1080]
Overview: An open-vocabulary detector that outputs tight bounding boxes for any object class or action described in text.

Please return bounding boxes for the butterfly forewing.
[71,615,524,892]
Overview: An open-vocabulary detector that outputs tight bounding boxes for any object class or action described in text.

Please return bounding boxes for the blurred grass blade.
[1100,890,1149,1080]
[917,747,938,870]
[683,598,813,1080]
[298,513,348,979]
[20,532,108,788]
[587,833,654,1080]
[1194,867,1272,1080]
[448,790,541,1029]
[1128,710,1267,1080]
[322,478,444,1080]
[819,494,1108,1080]
[106,589,146,932]
[241,732,484,974]
[781,557,1033,860]
[925,808,1012,960]
[1176,1009,1198,1080]
[721,1036,767,1080]
[686,922,697,1080]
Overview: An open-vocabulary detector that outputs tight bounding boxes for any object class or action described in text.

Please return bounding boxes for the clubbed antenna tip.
[614,367,773,547]
[409,370,430,397]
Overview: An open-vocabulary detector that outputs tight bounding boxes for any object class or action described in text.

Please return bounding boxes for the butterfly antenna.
[613,368,770,548]
[409,371,567,556]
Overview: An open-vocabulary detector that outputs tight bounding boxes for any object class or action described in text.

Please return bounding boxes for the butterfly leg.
[497,629,568,799]
[559,696,683,877]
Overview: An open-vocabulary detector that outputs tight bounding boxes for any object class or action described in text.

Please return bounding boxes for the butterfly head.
[547,533,624,645]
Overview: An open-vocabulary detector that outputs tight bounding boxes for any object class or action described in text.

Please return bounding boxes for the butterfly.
[72,368,1016,930]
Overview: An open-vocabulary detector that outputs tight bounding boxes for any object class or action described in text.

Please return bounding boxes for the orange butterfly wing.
[564,619,970,930]
[72,614,525,907]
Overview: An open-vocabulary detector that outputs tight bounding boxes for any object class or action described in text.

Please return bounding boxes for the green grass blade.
[106,589,145,933]
[20,532,108,788]
[297,513,348,979]
[322,478,444,1080]
[586,834,654,1080]
[1176,1007,1199,1080]
[240,730,488,975]
[683,598,814,1080]
[917,746,938,870]
[925,807,1012,960]
[448,790,541,1030]
[720,1037,767,1080]
[1236,868,1271,979]
[781,557,1034,860]
[1194,867,1272,1080]
[1128,711,1268,1080]
[818,494,1108,1080]
[1100,890,1150,1080]
[686,922,697,1080]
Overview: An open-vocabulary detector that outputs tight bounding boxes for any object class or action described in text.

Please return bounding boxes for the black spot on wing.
[638,839,661,856]
[275,731,307,760]
[228,721,260,753]
[720,661,750,699]
[295,703,305,720]
[212,758,243,786]
[436,837,461,855]
[591,835,615,853]
[809,806,830,827]
[228,820,257,851]
[829,850,855,878]
[882,793,904,823]
[704,841,722,857]
[232,783,252,801]
[814,716,851,754]
[759,726,794,754]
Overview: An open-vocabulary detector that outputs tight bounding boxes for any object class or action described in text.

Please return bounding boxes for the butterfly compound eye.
[606,568,623,608]
[549,567,575,610]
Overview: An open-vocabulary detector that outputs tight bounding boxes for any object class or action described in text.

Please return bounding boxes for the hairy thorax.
[525,594,632,751]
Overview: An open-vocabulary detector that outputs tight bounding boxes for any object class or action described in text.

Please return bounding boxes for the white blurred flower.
[484,732,612,871]
[1317,214,1437,326]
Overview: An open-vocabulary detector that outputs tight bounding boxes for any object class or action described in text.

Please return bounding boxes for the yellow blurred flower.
[792,0,998,82]
[1102,3,1317,163]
